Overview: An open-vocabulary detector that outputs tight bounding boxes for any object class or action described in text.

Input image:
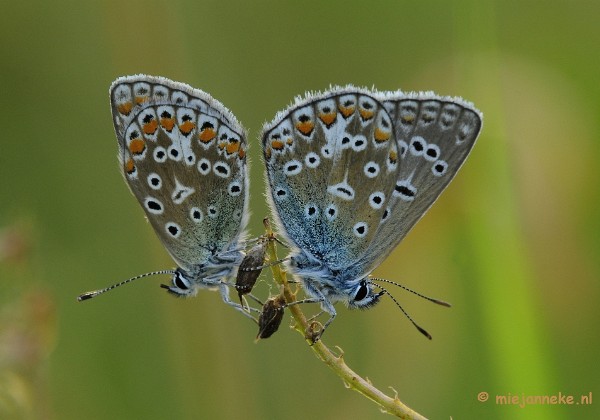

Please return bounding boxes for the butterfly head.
[347,279,383,309]
[160,270,199,298]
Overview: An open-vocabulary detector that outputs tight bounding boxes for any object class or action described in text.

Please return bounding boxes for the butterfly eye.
[353,280,369,302]
[173,273,192,290]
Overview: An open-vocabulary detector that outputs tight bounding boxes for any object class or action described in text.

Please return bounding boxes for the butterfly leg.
[298,280,337,343]
[218,283,260,323]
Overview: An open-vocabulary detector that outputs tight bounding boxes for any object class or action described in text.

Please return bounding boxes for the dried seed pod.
[235,239,268,304]
[257,295,286,339]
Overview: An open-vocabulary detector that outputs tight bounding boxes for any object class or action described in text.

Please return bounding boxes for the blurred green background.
[1,1,598,419]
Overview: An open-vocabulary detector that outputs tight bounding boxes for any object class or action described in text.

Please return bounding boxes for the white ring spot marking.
[353,222,368,238]
[274,186,288,201]
[369,192,385,209]
[432,160,448,176]
[197,158,211,175]
[154,146,167,163]
[364,161,380,178]
[304,204,319,220]
[352,135,367,152]
[284,160,302,176]
[144,197,164,214]
[327,180,355,201]
[190,207,203,223]
[228,181,242,197]
[409,136,426,156]
[207,205,218,218]
[213,161,231,178]
[147,173,162,190]
[424,144,440,162]
[393,180,416,202]
[305,152,320,168]
[165,222,181,238]
[325,204,338,221]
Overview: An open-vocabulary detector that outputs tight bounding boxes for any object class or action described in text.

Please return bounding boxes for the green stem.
[262,219,428,420]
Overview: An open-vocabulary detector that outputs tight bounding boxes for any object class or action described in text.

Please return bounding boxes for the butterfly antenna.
[370,277,451,307]
[77,270,176,302]
[374,284,433,340]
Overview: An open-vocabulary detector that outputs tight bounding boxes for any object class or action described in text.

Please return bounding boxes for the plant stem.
[262,219,428,420]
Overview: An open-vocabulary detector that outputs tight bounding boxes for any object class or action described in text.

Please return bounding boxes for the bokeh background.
[1,1,598,419]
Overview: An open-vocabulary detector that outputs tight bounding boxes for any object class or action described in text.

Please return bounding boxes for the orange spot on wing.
[374,128,391,142]
[135,95,148,105]
[271,140,284,150]
[218,142,226,150]
[125,159,135,174]
[295,121,314,136]
[339,105,355,118]
[198,128,216,143]
[359,109,374,120]
[129,139,146,155]
[160,118,175,132]
[388,150,398,164]
[286,137,293,146]
[402,115,415,123]
[142,120,158,135]
[319,112,337,127]
[226,141,240,155]
[238,147,246,159]
[179,120,196,135]
[117,102,133,116]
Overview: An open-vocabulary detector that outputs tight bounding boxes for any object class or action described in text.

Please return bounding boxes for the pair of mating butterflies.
[79,75,482,341]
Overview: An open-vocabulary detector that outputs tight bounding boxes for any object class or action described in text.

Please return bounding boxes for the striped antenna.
[77,270,176,302]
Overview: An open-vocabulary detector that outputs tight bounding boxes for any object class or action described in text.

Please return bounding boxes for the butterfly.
[261,86,482,340]
[79,75,252,318]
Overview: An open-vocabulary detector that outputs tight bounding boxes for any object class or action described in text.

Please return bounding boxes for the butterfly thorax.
[289,249,380,309]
